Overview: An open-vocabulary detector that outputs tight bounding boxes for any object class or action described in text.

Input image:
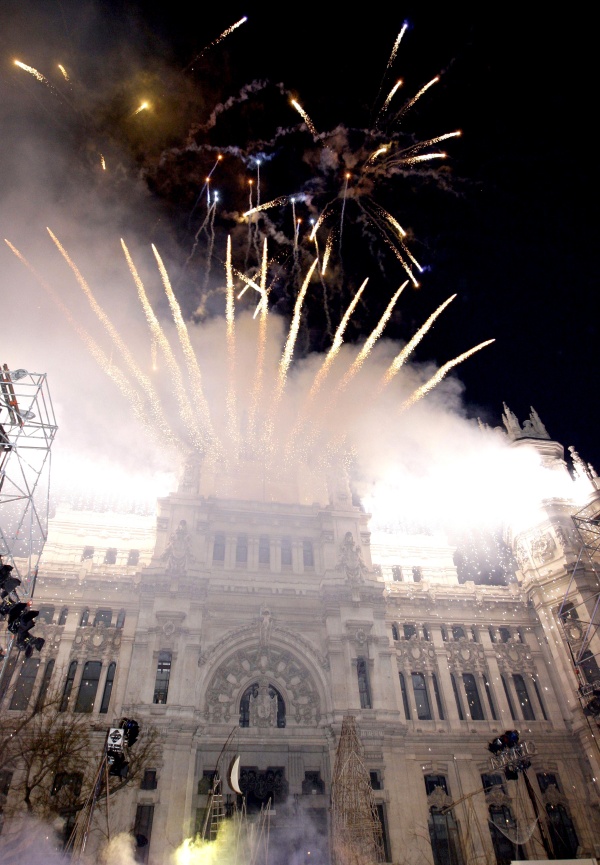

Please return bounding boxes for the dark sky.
[1,2,596,475]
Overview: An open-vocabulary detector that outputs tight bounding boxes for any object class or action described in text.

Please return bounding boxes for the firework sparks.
[291,99,319,137]
[57,64,70,81]
[380,293,457,389]
[120,239,205,452]
[14,59,51,87]
[132,101,149,117]
[400,340,496,411]
[248,239,270,443]
[380,80,403,116]
[394,75,440,122]
[386,22,409,70]
[5,238,182,453]
[185,16,248,71]
[151,244,220,456]
[225,235,238,448]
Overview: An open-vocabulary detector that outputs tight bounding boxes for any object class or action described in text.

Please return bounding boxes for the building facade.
[2,407,600,864]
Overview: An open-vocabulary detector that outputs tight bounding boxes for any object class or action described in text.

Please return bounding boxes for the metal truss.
[557,502,600,716]
[0,364,57,595]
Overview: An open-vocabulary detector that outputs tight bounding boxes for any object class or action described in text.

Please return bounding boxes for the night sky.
[1,2,597,479]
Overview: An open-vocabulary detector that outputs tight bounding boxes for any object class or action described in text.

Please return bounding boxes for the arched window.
[512,674,535,720]
[235,534,248,564]
[450,673,464,720]
[501,675,517,720]
[153,651,172,704]
[399,672,411,720]
[60,661,78,712]
[9,657,40,711]
[79,608,89,627]
[36,659,55,710]
[391,623,399,641]
[100,662,116,714]
[58,607,68,625]
[483,674,498,721]
[432,674,445,720]
[281,537,292,567]
[239,682,286,728]
[425,776,464,865]
[258,536,270,565]
[452,626,466,640]
[116,609,126,629]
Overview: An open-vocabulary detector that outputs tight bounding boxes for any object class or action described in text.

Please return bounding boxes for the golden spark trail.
[309,278,368,400]
[100,154,106,170]
[291,99,318,137]
[14,60,51,86]
[248,239,269,443]
[276,257,319,400]
[121,239,205,451]
[243,196,289,217]
[399,340,496,411]
[380,294,457,390]
[337,281,408,392]
[132,101,149,116]
[367,144,390,164]
[309,201,336,242]
[5,240,180,452]
[381,80,403,114]
[322,232,334,274]
[399,131,461,156]
[185,16,248,70]
[151,244,220,455]
[395,76,440,121]
[57,64,70,81]
[401,152,447,165]
[225,236,238,449]
[386,23,408,70]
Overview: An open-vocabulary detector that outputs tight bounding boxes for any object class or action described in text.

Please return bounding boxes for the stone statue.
[336,531,367,583]
[259,607,273,647]
[160,519,193,574]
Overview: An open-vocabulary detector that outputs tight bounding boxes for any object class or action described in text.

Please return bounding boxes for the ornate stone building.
[2,407,600,864]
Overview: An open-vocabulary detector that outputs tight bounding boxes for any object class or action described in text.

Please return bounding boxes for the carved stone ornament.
[485,787,512,808]
[531,531,557,564]
[427,786,453,810]
[204,645,321,726]
[542,784,566,806]
[70,625,121,660]
[160,519,194,575]
[199,621,329,671]
[249,676,278,727]
[446,641,485,674]
[494,642,535,674]
[335,531,368,584]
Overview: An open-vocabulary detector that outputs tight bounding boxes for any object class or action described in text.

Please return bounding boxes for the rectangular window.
[258,536,270,565]
[235,534,248,564]
[141,769,158,790]
[537,772,560,793]
[403,624,417,640]
[302,771,324,794]
[303,540,314,568]
[104,548,117,565]
[391,565,403,581]
[74,661,102,713]
[153,651,172,704]
[452,626,466,640]
[425,775,449,796]
[412,672,432,720]
[281,537,292,567]
[133,804,154,864]
[412,566,422,582]
[212,533,225,562]
[38,605,55,624]
[356,657,372,709]
[127,549,140,566]
[81,546,94,560]
[93,609,112,627]
[481,773,506,794]
[9,657,40,711]
[369,770,382,790]
[462,673,484,720]
[530,675,549,720]
[513,674,535,720]
[376,803,391,862]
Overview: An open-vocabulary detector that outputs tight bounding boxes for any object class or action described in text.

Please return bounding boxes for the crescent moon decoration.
[229,754,242,795]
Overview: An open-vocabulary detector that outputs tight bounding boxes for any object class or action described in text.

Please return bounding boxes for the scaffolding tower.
[0,365,57,671]
[330,715,385,865]
[557,501,600,717]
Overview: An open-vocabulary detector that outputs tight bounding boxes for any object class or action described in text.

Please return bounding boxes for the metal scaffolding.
[0,365,57,593]
[330,715,385,865]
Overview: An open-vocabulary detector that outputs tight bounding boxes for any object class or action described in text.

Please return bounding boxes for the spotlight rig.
[0,560,45,657]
